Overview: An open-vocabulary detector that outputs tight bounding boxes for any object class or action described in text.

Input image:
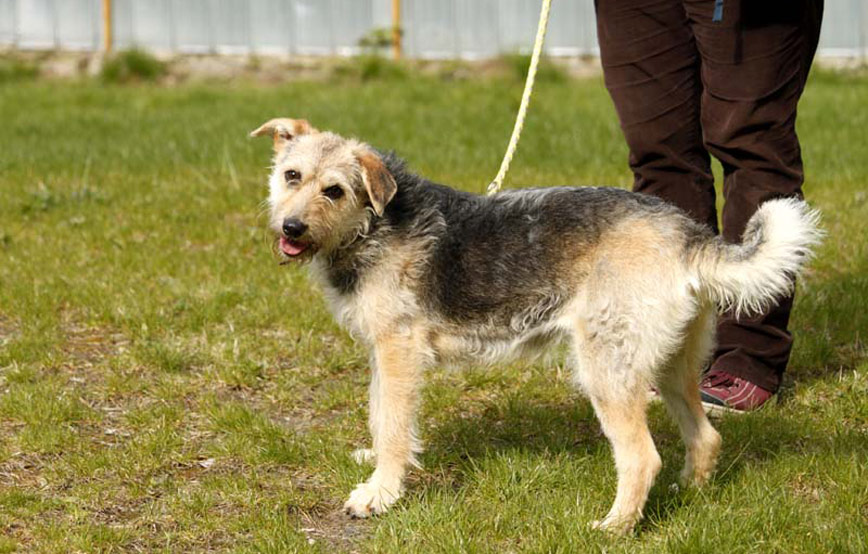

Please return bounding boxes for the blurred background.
[1,0,866,60]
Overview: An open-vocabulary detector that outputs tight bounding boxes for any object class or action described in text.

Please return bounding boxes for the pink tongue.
[280,237,307,256]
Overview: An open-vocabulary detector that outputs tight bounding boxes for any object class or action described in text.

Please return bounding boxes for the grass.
[0,57,38,84]
[100,49,167,84]
[0,67,866,553]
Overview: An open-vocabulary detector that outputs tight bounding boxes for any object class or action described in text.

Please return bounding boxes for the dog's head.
[250,118,397,263]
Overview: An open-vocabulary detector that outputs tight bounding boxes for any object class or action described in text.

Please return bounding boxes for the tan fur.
[358,151,397,216]
[338,264,430,517]
[657,306,722,486]
[308,232,432,342]
[257,127,386,261]
[345,325,426,515]
[249,118,318,154]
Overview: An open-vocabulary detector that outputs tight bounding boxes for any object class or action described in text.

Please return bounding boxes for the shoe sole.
[702,398,778,417]
[701,400,744,417]
[653,391,764,416]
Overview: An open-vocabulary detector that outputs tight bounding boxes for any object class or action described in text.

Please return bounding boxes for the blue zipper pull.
[712,0,724,22]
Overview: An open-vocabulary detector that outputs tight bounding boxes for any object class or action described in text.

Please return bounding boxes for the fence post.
[10,0,16,48]
[328,0,336,55]
[392,0,402,59]
[166,0,176,53]
[206,0,214,54]
[288,0,297,55]
[50,0,58,49]
[451,0,459,58]
[495,0,502,56]
[862,0,868,60]
[247,0,253,55]
[102,0,112,53]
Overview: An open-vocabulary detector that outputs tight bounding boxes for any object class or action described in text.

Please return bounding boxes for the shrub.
[339,26,408,81]
[0,57,38,83]
[100,49,166,83]
[331,54,408,81]
[500,52,566,83]
[358,54,408,81]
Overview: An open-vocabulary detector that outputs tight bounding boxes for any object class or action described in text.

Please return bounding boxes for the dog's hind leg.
[657,305,722,487]
[344,328,425,518]
[573,327,662,535]
[586,380,662,534]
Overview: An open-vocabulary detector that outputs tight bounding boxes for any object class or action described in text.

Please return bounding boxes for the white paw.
[680,463,714,488]
[343,481,401,518]
[351,448,376,465]
[591,513,637,535]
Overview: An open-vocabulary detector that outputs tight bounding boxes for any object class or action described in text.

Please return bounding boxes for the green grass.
[0,67,866,552]
[0,57,38,84]
[100,49,167,84]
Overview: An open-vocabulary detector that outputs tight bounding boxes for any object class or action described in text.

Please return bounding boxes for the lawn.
[0,65,866,553]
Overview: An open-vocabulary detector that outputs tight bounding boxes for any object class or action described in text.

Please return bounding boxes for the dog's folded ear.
[250,118,318,154]
[357,151,397,217]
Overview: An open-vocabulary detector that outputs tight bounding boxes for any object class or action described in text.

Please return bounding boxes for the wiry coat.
[252,119,821,533]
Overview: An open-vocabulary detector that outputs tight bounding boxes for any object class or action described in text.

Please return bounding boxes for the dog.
[250,117,821,534]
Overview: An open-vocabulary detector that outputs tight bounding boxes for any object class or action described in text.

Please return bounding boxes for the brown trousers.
[595,0,823,391]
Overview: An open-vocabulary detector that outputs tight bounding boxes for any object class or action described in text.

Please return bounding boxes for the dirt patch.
[62,321,129,369]
[789,472,826,504]
[0,314,20,347]
[297,503,370,553]
[0,451,48,489]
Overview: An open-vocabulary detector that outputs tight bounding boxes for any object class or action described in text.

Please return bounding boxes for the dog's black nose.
[282,218,308,239]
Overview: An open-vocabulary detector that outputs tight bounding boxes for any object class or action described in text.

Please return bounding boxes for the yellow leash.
[487,0,553,195]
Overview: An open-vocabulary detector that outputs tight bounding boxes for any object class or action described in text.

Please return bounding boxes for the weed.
[100,49,166,83]
[0,56,38,83]
[499,52,567,83]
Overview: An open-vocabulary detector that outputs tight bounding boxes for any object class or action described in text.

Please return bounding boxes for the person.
[594,0,824,411]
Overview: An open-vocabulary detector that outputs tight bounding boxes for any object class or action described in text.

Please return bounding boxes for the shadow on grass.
[417,386,867,533]
[788,268,868,381]
[425,394,601,460]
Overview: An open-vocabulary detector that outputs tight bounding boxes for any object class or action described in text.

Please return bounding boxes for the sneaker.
[699,369,774,415]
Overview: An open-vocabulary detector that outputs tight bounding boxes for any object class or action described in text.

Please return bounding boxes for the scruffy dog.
[250,118,821,533]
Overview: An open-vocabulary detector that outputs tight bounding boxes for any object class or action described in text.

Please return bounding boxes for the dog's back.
[374,157,820,341]
[371,159,710,336]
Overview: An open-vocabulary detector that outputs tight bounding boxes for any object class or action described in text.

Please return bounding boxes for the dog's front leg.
[344,332,422,518]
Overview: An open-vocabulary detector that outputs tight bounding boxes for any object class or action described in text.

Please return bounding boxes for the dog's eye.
[284,169,301,183]
[323,185,344,200]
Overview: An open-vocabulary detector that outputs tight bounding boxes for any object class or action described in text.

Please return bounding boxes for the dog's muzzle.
[280,217,312,258]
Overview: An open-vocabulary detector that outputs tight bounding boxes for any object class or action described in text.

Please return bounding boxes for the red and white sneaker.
[699,370,774,415]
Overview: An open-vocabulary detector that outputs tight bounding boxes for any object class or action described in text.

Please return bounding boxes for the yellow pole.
[103,0,112,54]
[391,0,402,60]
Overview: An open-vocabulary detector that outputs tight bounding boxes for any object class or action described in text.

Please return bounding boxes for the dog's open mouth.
[279,236,311,258]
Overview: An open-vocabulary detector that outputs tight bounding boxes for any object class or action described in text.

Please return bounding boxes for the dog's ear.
[249,118,318,154]
[357,151,397,217]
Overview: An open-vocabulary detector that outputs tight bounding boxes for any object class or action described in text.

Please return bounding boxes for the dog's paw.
[343,481,401,518]
[351,448,376,465]
[591,513,637,536]
[680,430,722,487]
[679,463,713,488]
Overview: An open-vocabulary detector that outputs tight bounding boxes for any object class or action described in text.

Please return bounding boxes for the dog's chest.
[312,256,421,342]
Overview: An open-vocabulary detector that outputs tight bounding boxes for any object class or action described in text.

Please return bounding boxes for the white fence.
[1,0,866,58]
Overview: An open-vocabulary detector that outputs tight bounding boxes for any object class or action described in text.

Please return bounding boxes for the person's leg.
[687,0,824,397]
[594,0,717,231]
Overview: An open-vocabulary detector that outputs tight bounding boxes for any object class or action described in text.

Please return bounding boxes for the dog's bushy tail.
[693,198,823,317]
